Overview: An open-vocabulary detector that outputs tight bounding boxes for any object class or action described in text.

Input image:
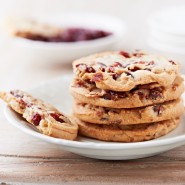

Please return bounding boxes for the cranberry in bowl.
[5,13,126,64]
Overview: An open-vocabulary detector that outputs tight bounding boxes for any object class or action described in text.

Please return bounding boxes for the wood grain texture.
[1,151,185,185]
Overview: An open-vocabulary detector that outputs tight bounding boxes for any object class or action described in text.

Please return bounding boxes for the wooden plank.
[1,154,185,185]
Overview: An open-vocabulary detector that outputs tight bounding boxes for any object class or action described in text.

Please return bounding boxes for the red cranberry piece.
[31,113,41,126]
[96,111,104,116]
[84,79,95,85]
[132,52,145,57]
[76,64,87,72]
[153,105,164,115]
[92,73,103,82]
[10,90,24,98]
[62,28,79,42]
[107,66,115,73]
[97,62,107,72]
[147,61,155,65]
[169,60,176,65]
[19,99,27,107]
[137,91,145,99]
[113,62,123,67]
[149,88,163,100]
[86,67,96,73]
[99,66,106,72]
[27,103,33,107]
[103,90,127,100]
[50,113,64,123]
[119,51,131,58]
[76,80,88,88]
[76,64,95,73]
[129,66,141,72]
[48,34,63,42]
[61,28,111,42]
[112,73,120,80]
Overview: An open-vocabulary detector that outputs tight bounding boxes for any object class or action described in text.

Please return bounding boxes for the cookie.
[71,75,184,108]
[73,51,179,92]
[73,99,184,125]
[0,90,78,140]
[76,117,180,142]
[6,17,62,38]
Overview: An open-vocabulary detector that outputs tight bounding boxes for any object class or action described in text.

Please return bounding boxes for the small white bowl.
[8,13,126,64]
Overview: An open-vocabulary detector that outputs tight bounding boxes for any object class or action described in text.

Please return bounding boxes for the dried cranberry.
[31,113,41,126]
[76,64,87,72]
[96,111,103,116]
[113,62,123,67]
[17,28,111,43]
[76,80,88,88]
[153,105,164,115]
[107,66,115,73]
[50,113,64,123]
[112,73,120,80]
[19,99,27,107]
[10,90,23,98]
[169,60,176,65]
[76,64,95,73]
[102,92,113,100]
[86,67,96,73]
[99,66,105,72]
[137,91,145,99]
[102,91,127,100]
[149,88,163,100]
[27,103,33,108]
[119,51,130,58]
[132,52,145,57]
[84,79,95,85]
[97,62,106,72]
[147,61,155,65]
[92,73,103,82]
[129,66,141,72]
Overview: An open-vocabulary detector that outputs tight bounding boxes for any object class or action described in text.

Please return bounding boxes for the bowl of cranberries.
[6,13,126,63]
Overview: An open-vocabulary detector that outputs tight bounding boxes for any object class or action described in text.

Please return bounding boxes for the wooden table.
[1,46,185,185]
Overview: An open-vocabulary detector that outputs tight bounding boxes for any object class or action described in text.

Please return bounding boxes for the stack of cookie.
[70,51,184,142]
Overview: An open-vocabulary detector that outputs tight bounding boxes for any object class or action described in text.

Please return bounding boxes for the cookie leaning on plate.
[73,51,179,91]
[76,117,180,142]
[73,98,184,125]
[70,75,184,108]
[0,90,78,140]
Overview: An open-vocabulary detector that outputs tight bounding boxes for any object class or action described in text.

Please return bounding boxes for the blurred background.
[0,0,185,90]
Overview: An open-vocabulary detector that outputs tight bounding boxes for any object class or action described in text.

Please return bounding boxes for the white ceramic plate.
[5,13,126,63]
[4,74,185,160]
